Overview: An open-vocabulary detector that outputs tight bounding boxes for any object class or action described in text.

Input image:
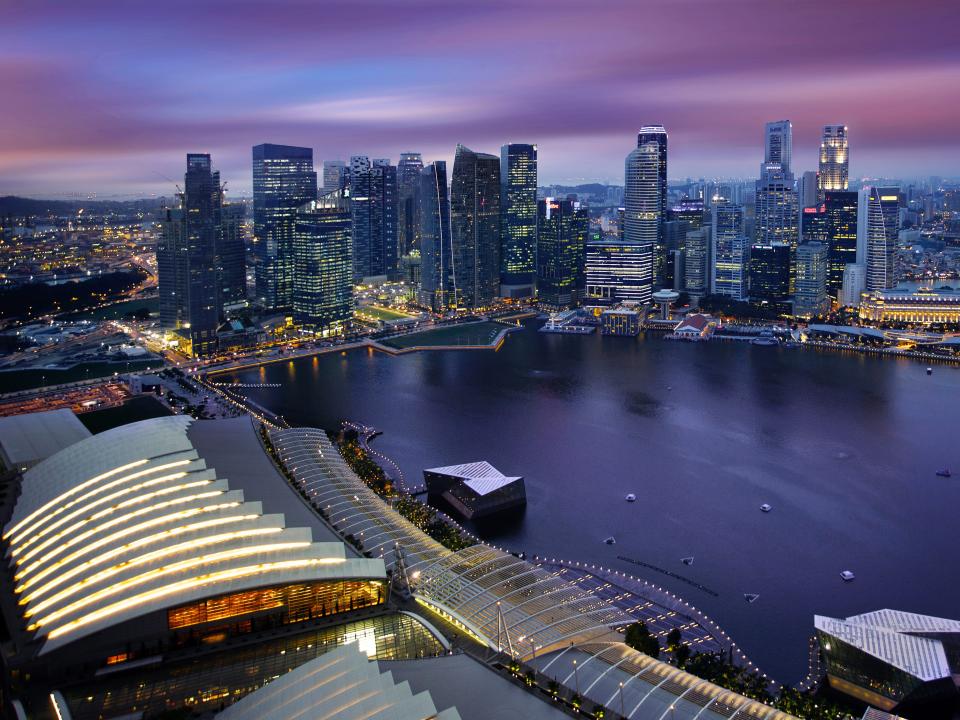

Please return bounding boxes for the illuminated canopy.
[3,416,384,655]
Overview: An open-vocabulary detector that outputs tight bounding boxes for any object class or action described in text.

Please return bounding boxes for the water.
[222,321,960,683]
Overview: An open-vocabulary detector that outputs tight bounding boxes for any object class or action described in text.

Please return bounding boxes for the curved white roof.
[3,416,384,655]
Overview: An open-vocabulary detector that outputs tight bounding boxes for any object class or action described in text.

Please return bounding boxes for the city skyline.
[2,0,959,196]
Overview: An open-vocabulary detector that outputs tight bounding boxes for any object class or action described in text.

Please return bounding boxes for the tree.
[624,621,660,658]
[666,628,682,651]
[675,644,691,668]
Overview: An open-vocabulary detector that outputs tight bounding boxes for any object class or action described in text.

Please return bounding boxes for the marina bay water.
[223,320,960,683]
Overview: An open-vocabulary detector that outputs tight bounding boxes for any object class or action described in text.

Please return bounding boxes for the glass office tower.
[858,186,900,291]
[499,143,538,298]
[418,161,455,311]
[536,197,587,311]
[711,202,749,300]
[450,144,501,308]
[824,191,859,299]
[818,125,849,199]
[293,190,353,334]
[397,152,424,257]
[252,144,317,310]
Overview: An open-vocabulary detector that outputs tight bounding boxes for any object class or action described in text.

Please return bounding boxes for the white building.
[840,263,867,307]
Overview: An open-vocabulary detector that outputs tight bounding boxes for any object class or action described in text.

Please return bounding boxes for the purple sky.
[2,0,958,196]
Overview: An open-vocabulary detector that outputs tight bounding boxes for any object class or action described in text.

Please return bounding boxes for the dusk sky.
[2,0,958,197]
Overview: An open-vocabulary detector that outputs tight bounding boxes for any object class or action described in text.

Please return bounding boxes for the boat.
[751,329,779,346]
[840,570,855,582]
[744,593,760,603]
[604,536,616,545]
[760,503,772,513]
[936,469,951,478]
[625,493,637,502]
[927,367,933,375]
[681,556,694,566]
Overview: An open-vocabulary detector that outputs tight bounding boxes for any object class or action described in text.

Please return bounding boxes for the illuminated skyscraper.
[711,202,749,300]
[818,125,849,199]
[755,163,799,248]
[499,143,538,298]
[349,157,398,281]
[764,120,792,173]
[536,197,587,310]
[450,144,501,308]
[794,241,830,317]
[858,186,900,291]
[397,152,423,256]
[801,204,828,245]
[623,128,665,304]
[585,241,649,305]
[293,190,353,334]
[252,144,317,309]
[418,161,455,311]
[683,227,712,297]
[322,160,348,193]
[824,190,859,299]
[158,154,223,356]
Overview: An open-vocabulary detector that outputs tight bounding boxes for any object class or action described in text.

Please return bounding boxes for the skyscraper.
[418,161,455,311]
[450,144,501,308]
[293,190,353,334]
[637,125,668,284]
[499,143,538,298]
[536,197,587,310]
[158,154,223,356]
[799,170,819,210]
[252,144,317,310]
[349,156,372,281]
[764,120,793,173]
[755,162,799,247]
[683,227,712,297]
[711,202,749,300]
[818,125,849,199]
[858,186,900,291]
[794,241,830,317]
[824,190,859,299]
[749,243,791,306]
[322,160,348,193]
[801,204,828,245]
[622,131,662,304]
[397,152,424,257]
[218,203,247,307]
[350,156,398,281]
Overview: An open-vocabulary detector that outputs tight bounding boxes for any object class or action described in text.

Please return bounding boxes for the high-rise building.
[252,144,317,309]
[450,144,501,308]
[840,263,867,307]
[622,130,663,304]
[755,162,799,248]
[764,120,792,173]
[711,202,749,300]
[824,191,859,299]
[637,125,668,284]
[322,160,348,193]
[794,242,830,317]
[397,152,423,257]
[499,143,538,298]
[585,241,650,306]
[158,154,224,356]
[418,161,455,311]
[749,243,791,305]
[293,190,353,334]
[371,158,398,280]
[858,186,900,291]
[818,125,849,199]
[799,170,819,210]
[536,198,587,311]
[801,204,828,245]
[218,203,247,307]
[349,156,372,281]
[683,227,712,297]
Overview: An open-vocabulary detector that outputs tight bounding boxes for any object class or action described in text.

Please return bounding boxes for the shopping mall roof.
[2,415,384,655]
[815,610,960,682]
[218,642,461,720]
[0,408,90,471]
[424,461,522,496]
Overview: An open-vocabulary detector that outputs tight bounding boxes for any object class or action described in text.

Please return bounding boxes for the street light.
[573,658,580,695]
[619,681,625,718]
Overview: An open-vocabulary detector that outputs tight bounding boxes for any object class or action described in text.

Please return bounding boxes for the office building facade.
[756,162,799,248]
[450,144,501,308]
[499,143,538,298]
[764,120,792,172]
[711,202,749,300]
[818,125,849,198]
[397,152,423,257]
[293,190,354,334]
[858,186,900,291]
[536,198,587,311]
[322,159,348,193]
[418,161,455,311]
[622,132,662,304]
[683,227,712,297]
[794,242,830,317]
[749,243,792,305]
[824,190,859,299]
[585,241,650,305]
[253,144,317,310]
